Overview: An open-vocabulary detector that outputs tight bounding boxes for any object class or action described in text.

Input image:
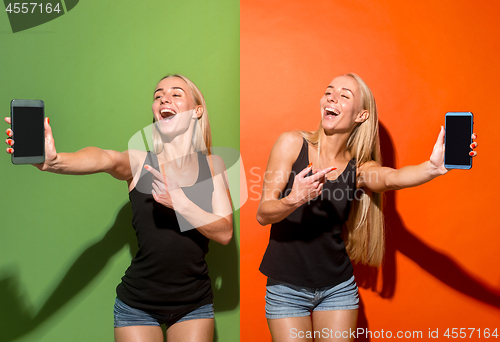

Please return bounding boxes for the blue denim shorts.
[113,297,214,328]
[265,275,359,319]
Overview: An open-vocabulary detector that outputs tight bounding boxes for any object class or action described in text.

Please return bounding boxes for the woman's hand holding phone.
[429,126,478,174]
[4,116,58,170]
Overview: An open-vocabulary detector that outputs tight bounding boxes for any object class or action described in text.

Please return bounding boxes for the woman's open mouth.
[324,107,340,116]
[160,108,177,122]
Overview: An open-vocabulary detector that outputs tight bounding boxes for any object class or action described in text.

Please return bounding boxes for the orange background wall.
[240,1,500,340]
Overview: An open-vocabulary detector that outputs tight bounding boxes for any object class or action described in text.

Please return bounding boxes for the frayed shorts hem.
[113,297,214,328]
[265,275,359,319]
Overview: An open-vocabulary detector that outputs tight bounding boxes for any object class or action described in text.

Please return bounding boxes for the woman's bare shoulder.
[357,160,381,172]
[274,130,304,151]
[267,130,305,169]
[125,149,148,164]
[206,153,227,175]
[275,130,304,145]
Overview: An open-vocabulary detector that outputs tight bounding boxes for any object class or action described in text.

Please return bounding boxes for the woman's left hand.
[144,164,183,209]
[429,126,478,174]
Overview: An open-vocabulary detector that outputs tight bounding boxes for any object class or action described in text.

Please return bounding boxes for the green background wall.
[0,1,240,341]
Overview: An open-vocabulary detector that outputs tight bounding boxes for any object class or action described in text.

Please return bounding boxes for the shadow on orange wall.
[354,124,500,341]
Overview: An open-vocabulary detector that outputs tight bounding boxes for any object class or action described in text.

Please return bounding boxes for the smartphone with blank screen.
[444,112,473,169]
[10,99,45,165]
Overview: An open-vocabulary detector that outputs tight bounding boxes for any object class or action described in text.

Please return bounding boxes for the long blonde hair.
[301,73,384,266]
[152,74,213,155]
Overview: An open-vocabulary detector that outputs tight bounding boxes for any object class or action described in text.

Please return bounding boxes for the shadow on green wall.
[0,202,239,342]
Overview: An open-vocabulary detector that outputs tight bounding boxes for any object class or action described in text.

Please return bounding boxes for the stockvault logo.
[3,0,79,33]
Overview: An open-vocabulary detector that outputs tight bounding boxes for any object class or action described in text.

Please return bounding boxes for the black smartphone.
[10,99,45,165]
[444,112,473,169]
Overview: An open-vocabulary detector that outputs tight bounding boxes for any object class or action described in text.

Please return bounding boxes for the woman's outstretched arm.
[4,116,132,181]
[358,127,478,192]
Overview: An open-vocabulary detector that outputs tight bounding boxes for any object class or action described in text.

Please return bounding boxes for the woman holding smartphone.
[256,73,477,342]
[5,74,233,342]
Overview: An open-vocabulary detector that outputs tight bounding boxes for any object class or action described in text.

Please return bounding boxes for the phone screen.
[444,114,472,168]
[12,106,45,158]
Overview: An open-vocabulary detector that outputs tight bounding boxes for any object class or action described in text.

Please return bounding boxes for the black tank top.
[260,138,356,288]
[116,152,213,322]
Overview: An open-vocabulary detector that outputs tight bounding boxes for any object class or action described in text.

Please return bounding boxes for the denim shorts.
[113,297,214,328]
[265,275,359,319]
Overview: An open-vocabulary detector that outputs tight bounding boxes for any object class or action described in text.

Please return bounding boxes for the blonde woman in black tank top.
[5,75,233,342]
[256,74,477,342]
